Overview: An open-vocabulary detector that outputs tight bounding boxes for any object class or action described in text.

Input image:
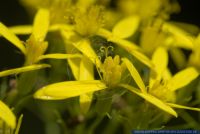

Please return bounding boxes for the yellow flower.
[0,8,50,76]
[97,16,154,68]
[99,55,125,87]
[32,55,145,114]
[121,47,200,117]
[0,8,79,77]
[74,5,104,37]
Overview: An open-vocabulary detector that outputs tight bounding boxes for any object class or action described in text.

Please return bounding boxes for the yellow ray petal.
[48,24,74,32]
[109,37,141,50]
[68,59,81,80]
[168,67,199,91]
[75,39,100,66]
[79,56,94,80]
[61,31,101,67]
[112,16,140,39]
[9,24,74,35]
[34,80,107,99]
[33,89,67,100]
[63,36,81,80]
[167,103,200,112]
[9,25,32,35]
[36,53,82,61]
[150,47,168,88]
[80,93,93,114]
[97,28,113,39]
[0,100,16,129]
[119,84,177,117]
[98,28,140,50]
[152,47,168,76]
[163,23,195,50]
[122,58,146,93]
[169,48,186,70]
[0,23,26,54]
[130,50,154,68]
[79,56,94,113]
[32,8,50,41]
[0,64,50,77]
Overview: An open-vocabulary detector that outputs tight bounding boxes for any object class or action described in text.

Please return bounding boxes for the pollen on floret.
[100,55,124,87]
[74,5,105,37]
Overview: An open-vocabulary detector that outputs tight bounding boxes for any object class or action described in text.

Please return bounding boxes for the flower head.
[100,55,125,87]
[25,35,48,65]
[74,5,104,37]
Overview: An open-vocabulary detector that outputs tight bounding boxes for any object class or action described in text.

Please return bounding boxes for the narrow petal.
[152,47,168,76]
[79,56,94,80]
[80,93,93,114]
[0,100,16,129]
[169,48,186,70]
[79,56,94,113]
[32,8,50,41]
[109,37,141,50]
[9,25,32,35]
[48,24,74,32]
[112,16,140,39]
[34,80,107,99]
[168,67,199,91]
[0,64,50,77]
[130,50,154,68]
[68,59,81,80]
[119,84,177,117]
[37,53,82,61]
[150,47,168,88]
[163,23,194,50]
[61,31,101,67]
[75,39,100,66]
[97,28,113,39]
[0,23,26,54]
[9,24,73,35]
[122,58,146,93]
[167,103,200,112]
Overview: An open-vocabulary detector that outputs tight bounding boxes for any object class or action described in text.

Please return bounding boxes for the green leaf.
[112,16,140,39]
[14,114,23,134]
[0,100,16,129]
[167,103,200,112]
[34,80,107,100]
[0,64,50,77]
[122,58,146,93]
[32,8,50,41]
[119,84,178,117]
[0,22,26,54]
[168,67,199,91]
